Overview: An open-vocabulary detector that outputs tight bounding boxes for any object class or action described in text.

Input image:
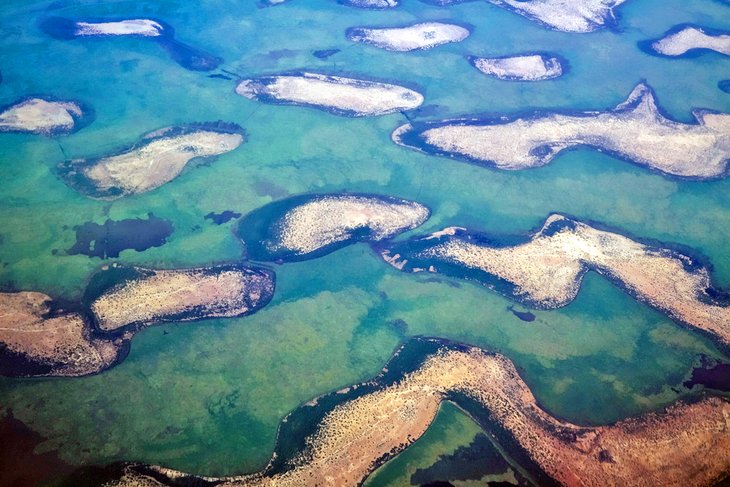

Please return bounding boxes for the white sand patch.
[347,22,470,51]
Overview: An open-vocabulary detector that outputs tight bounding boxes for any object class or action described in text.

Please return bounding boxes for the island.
[346,22,471,51]
[420,0,628,33]
[87,264,275,332]
[0,97,88,136]
[236,193,430,262]
[96,338,730,487]
[642,25,730,57]
[58,123,244,199]
[468,53,565,81]
[40,17,222,71]
[392,82,730,179]
[235,72,424,116]
[378,214,730,349]
[0,291,127,377]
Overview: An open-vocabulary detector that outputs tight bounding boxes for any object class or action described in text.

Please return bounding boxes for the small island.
[346,22,470,51]
[392,82,730,179]
[237,193,430,262]
[0,291,127,377]
[421,0,627,33]
[643,25,730,57]
[0,97,88,136]
[340,0,398,8]
[41,17,222,71]
[235,72,424,117]
[468,53,565,81]
[58,123,244,199]
[99,338,730,487]
[378,214,730,349]
[87,264,275,332]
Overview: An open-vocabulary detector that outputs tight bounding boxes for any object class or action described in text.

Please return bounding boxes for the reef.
[642,25,730,57]
[468,53,565,81]
[99,338,730,487]
[40,17,222,71]
[67,213,174,259]
[235,72,424,117]
[0,292,127,378]
[378,214,730,349]
[87,264,275,332]
[58,123,244,199]
[421,0,627,33]
[236,193,430,262]
[392,82,730,179]
[340,0,399,8]
[346,22,470,52]
[0,97,88,136]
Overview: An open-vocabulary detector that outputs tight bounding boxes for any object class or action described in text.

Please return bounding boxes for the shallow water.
[0,0,729,482]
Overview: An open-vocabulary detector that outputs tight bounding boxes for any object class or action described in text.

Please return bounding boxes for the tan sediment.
[348,22,470,52]
[392,83,730,178]
[471,54,563,81]
[235,73,423,116]
[271,195,430,255]
[0,292,123,377]
[74,19,164,37]
[107,343,730,487]
[91,267,273,331]
[76,129,243,198]
[652,27,730,56]
[0,98,82,135]
[411,214,730,347]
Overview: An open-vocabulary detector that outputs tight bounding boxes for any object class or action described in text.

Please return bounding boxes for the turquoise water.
[0,0,729,482]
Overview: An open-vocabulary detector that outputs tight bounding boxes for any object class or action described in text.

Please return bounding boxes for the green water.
[0,0,729,480]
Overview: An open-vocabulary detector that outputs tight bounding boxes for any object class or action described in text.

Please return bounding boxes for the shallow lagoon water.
[0,0,729,483]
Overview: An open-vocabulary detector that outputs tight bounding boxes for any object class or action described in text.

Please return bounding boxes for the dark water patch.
[0,343,55,377]
[205,210,241,225]
[313,48,340,59]
[252,179,290,199]
[411,433,511,485]
[508,306,536,322]
[209,73,233,80]
[0,409,75,487]
[67,213,173,259]
[720,80,730,94]
[683,356,730,392]
[267,48,298,60]
[40,16,222,71]
[389,318,409,335]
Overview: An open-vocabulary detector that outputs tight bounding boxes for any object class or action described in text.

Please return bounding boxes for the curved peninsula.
[0,292,127,378]
[421,0,627,33]
[392,82,730,179]
[469,53,565,81]
[100,338,730,487]
[0,97,88,136]
[40,17,222,71]
[237,193,430,262]
[379,214,730,349]
[235,72,424,117]
[58,123,244,199]
[87,264,275,332]
[642,25,730,57]
[346,22,470,51]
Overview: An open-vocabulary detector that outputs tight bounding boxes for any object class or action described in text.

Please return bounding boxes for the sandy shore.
[470,54,563,81]
[384,214,730,348]
[347,22,470,51]
[91,266,275,332]
[0,292,125,377]
[650,26,730,56]
[0,98,84,135]
[63,126,243,199]
[268,195,430,256]
[236,72,423,116]
[105,340,730,487]
[393,83,730,179]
